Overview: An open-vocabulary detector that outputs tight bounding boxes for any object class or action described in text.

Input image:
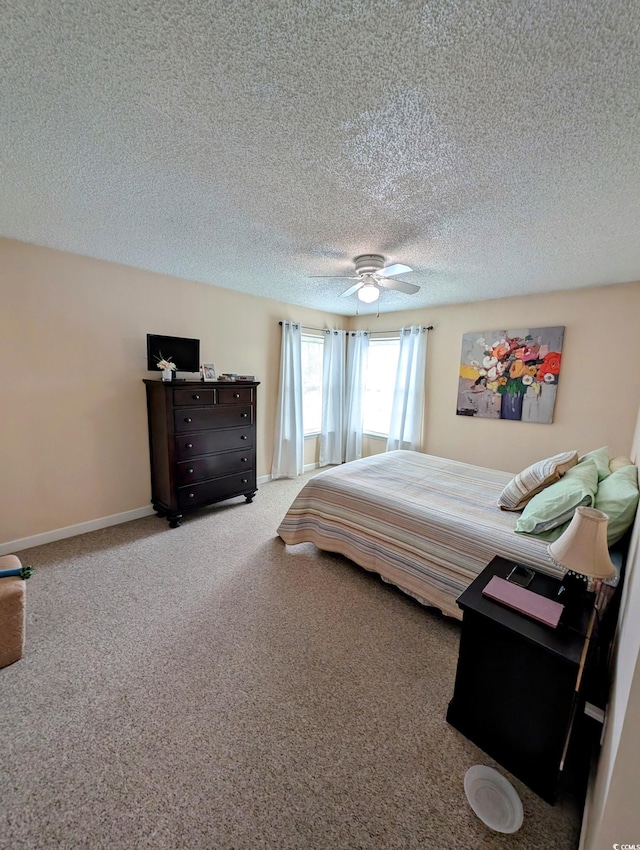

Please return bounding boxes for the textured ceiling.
[3,1,640,315]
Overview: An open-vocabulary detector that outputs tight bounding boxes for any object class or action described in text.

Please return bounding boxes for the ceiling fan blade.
[340,281,364,298]
[308,275,359,279]
[379,278,420,294]
[378,263,413,278]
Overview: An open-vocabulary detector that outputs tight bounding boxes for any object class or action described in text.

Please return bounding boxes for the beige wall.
[353,284,640,472]
[581,522,640,846]
[580,408,640,847]
[1,238,342,543]
[3,236,640,547]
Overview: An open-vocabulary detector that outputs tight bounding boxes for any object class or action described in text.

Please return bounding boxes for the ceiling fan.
[310,254,420,303]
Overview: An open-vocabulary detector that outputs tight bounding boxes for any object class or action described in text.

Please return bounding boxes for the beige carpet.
[0,474,581,849]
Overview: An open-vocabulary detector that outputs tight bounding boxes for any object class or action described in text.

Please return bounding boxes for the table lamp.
[547,506,616,612]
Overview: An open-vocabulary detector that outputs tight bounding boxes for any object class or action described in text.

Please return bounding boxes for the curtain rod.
[279,322,433,333]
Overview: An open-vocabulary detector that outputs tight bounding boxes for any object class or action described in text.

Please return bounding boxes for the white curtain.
[386,326,429,452]
[272,321,304,478]
[344,330,369,462]
[319,329,346,467]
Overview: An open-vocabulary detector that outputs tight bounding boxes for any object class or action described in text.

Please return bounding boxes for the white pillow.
[609,455,635,474]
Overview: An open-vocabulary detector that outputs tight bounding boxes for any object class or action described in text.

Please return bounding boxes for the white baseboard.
[0,506,155,556]
[2,472,315,556]
[257,463,318,484]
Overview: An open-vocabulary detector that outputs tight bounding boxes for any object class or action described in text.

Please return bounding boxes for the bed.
[277,450,569,620]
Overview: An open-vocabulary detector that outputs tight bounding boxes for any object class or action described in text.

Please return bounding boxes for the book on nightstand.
[482,575,564,628]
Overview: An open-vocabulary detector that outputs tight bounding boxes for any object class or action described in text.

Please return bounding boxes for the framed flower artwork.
[456,326,564,423]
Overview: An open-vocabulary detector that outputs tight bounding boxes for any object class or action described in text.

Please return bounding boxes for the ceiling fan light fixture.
[322,254,418,300]
[357,283,380,303]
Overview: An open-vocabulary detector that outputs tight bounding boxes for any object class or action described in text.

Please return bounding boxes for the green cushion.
[515,458,599,535]
[578,446,610,481]
[594,464,639,545]
[521,520,571,543]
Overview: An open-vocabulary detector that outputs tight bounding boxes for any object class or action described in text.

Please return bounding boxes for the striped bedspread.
[277,450,564,619]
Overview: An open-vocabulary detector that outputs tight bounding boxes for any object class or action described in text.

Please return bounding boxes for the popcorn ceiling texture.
[2,0,640,315]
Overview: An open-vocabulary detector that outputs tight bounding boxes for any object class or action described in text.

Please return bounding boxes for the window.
[301,331,400,439]
[301,333,324,435]
[362,336,400,436]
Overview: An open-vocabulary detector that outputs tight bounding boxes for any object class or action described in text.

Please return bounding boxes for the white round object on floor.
[464,765,524,833]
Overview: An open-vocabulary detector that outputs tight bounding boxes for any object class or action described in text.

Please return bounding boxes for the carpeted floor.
[0,474,582,849]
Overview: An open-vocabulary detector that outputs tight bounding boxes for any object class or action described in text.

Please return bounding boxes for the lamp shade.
[548,506,616,580]
[357,283,380,303]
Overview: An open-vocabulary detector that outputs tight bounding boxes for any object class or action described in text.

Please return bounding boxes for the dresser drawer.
[174,405,253,432]
[175,427,254,460]
[218,386,254,405]
[173,388,215,406]
[176,450,255,485]
[177,470,256,508]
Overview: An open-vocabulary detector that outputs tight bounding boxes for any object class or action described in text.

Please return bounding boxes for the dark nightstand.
[446,555,597,804]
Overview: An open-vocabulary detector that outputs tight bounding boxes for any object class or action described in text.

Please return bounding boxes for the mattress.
[277,450,565,619]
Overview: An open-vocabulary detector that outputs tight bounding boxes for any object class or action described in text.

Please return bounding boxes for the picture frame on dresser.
[201,364,216,381]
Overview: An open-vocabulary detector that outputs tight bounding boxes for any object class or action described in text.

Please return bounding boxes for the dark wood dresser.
[143,379,259,527]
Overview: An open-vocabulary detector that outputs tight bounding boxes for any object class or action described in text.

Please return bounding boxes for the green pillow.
[578,446,610,481]
[516,458,599,535]
[520,520,571,543]
[594,464,639,545]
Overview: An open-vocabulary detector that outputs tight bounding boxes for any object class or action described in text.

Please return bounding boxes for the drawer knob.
[233,393,240,398]
[188,493,195,499]
[185,417,192,423]
[241,413,248,418]
[241,457,248,462]
[241,478,248,484]
[240,435,248,440]
[192,394,200,400]
[185,443,193,449]
[188,468,194,474]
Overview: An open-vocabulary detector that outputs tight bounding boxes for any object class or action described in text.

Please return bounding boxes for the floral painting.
[456,326,565,423]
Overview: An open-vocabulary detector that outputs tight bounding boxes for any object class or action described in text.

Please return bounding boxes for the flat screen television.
[146,334,200,373]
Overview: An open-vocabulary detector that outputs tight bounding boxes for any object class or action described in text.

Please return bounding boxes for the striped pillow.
[498,450,579,511]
